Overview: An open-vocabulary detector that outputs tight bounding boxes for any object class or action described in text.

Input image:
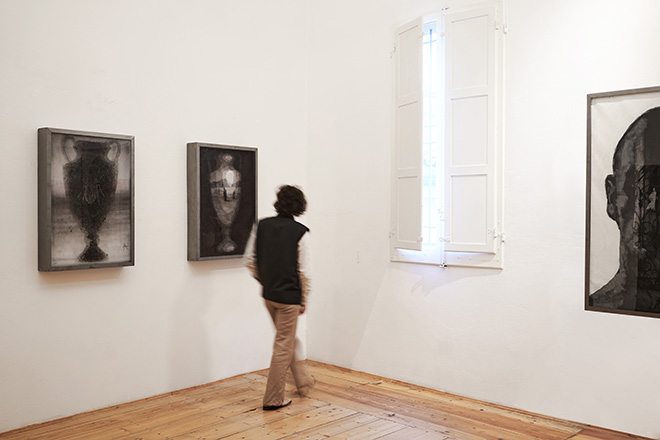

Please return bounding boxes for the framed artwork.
[586,86,660,318]
[187,142,257,261]
[38,128,135,271]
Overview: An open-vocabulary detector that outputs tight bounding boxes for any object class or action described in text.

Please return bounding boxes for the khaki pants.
[263,299,313,407]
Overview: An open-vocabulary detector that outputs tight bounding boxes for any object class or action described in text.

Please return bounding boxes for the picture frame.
[586,86,660,318]
[38,127,135,271]
[187,142,257,261]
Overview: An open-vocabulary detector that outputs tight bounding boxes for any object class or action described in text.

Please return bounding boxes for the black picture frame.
[187,142,257,261]
[38,127,135,271]
[586,86,660,318]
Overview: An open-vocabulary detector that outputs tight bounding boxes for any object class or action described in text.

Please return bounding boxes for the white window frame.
[390,1,505,269]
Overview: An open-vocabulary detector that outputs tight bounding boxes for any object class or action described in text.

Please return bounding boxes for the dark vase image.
[210,153,241,253]
[62,137,120,262]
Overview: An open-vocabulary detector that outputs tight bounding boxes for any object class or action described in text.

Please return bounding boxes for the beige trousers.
[263,299,313,407]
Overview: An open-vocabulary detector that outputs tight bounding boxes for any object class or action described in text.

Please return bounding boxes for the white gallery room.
[1,0,660,439]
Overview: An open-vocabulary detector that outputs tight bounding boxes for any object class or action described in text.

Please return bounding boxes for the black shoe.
[263,399,292,411]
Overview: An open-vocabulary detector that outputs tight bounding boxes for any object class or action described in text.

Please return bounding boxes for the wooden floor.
[0,361,650,440]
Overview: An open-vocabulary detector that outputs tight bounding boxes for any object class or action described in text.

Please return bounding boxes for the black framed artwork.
[38,127,135,271]
[586,86,660,318]
[187,142,257,261]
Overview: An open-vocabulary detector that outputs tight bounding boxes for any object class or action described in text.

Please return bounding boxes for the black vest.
[256,215,309,305]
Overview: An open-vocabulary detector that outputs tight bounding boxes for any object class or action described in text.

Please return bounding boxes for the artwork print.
[38,128,134,271]
[187,143,257,261]
[586,86,660,318]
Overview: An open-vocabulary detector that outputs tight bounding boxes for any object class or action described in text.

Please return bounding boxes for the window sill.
[390,244,503,269]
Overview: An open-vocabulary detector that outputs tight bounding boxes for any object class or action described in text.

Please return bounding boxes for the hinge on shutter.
[494,21,508,34]
[441,7,449,38]
[389,228,396,238]
[390,44,397,59]
[489,229,506,243]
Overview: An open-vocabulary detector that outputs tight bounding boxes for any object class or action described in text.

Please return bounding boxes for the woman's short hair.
[274,185,307,217]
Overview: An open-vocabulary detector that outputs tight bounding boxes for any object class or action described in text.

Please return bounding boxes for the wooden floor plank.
[354,382,578,440]
[568,428,647,440]
[173,398,331,439]
[314,379,541,440]
[374,425,442,440]
[219,405,357,440]
[410,430,456,440]
[309,380,512,440]
[0,378,263,440]
[323,418,406,440]
[278,413,379,440]
[70,388,261,440]
[364,379,581,435]
[0,362,652,440]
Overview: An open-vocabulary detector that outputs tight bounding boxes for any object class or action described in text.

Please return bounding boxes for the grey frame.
[586,86,660,318]
[187,142,258,261]
[38,127,135,271]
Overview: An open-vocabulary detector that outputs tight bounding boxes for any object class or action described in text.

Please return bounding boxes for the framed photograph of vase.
[187,142,257,261]
[586,86,660,318]
[38,127,135,272]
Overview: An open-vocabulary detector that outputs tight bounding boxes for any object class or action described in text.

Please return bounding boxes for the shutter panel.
[392,18,423,251]
[444,5,498,254]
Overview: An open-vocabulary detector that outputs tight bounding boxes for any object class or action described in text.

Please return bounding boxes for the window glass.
[423,21,441,247]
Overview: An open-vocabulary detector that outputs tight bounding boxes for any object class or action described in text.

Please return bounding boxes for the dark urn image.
[62,137,119,262]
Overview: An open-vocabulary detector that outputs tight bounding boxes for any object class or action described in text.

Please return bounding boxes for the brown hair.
[274,185,307,217]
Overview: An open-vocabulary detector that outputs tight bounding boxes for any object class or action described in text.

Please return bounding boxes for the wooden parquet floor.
[0,361,650,440]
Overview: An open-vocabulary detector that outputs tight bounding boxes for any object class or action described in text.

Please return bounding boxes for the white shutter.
[392,18,423,251]
[444,5,500,254]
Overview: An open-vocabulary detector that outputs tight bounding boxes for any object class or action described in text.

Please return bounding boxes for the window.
[391,2,504,269]
[422,20,441,248]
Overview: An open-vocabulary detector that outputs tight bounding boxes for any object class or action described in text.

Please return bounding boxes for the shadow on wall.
[168,261,232,390]
[312,251,390,366]
[391,262,502,298]
[38,267,123,285]
[171,258,252,389]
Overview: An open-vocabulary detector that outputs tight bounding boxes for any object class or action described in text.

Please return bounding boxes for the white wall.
[306,0,660,438]
[3,0,660,437]
[0,0,308,433]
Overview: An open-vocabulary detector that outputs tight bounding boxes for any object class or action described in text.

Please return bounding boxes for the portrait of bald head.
[589,106,660,314]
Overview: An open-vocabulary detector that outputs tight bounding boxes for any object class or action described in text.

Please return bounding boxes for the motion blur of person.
[244,185,315,410]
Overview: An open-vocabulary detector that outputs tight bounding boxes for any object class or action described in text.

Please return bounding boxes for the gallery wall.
[305,0,660,438]
[0,0,309,433]
[3,0,660,437]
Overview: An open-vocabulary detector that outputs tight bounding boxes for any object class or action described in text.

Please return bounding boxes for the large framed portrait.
[586,86,660,318]
[38,127,135,271]
[187,142,257,261]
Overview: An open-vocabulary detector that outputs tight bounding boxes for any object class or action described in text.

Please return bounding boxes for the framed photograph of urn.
[38,127,135,271]
[586,86,660,318]
[187,143,257,261]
